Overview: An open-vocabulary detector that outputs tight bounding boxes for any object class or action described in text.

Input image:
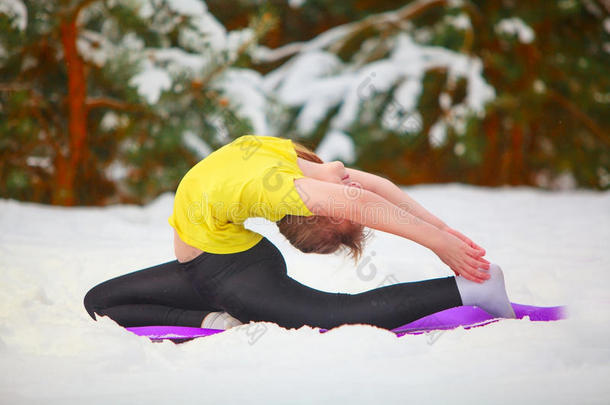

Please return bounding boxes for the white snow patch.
[495,17,535,44]
[551,171,577,191]
[454,142,465,156]
[262,30,494,145]
[445,13,471,30]
[533,79,546,94]
[26,156,51,168]
[150,48,208,73]
[0,185,608,403]
[129,62,172,104]
[0,0,27,31]
[381,77,424,135]
[166,0,207,16]
[251,43,306,63]
[315,130,356,163]
[439,92,452,110]
[100,112,120,131]
[214,68,270,135]
[593,91,610,103]
[105,160,129,181]
[597,167,610,188]
[330,61,400,132]
[134,0,154,19]
[288,0,307,9]
[189,10,228,52]
[182,130,213,158]
[77,30,115,67]
[226,28,255,59]
[429,120,447,148]
[267,51,345,105]
[120,33,145,52]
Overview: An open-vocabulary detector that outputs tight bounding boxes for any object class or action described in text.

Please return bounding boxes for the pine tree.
[1,0,608,207]
[231,0,610,190]
[0,0,274,205]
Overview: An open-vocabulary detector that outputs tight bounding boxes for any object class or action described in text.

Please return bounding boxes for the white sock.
[455,263,516,318]
[201,312,244,330]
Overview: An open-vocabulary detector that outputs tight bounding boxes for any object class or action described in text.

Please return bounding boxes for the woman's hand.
[441,225,487,257]
[433,231,490,283]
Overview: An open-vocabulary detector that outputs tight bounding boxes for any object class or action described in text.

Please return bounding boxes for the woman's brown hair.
[276,138,371,264]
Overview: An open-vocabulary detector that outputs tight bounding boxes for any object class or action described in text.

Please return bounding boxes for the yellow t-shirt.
[168,135,315,254]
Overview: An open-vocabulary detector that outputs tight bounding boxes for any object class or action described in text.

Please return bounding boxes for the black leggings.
[84,237,463,330]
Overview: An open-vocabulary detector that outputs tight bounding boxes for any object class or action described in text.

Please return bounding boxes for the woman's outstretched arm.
[293,177,490,282]
[344,167,487,256]
[344,167,448,230]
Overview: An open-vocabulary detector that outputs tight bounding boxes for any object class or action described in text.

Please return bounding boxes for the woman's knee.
[82,270,145,321]
[83,282,110,321]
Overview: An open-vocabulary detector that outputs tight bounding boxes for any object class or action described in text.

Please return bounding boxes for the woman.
[84,135,515,331]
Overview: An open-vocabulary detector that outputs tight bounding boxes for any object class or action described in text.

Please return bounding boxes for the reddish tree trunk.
[509,124,524,185]
[481,112,500,186]
[55,18,87,205]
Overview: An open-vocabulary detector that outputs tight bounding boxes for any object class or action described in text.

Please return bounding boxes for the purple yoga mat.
[126,302,566,341]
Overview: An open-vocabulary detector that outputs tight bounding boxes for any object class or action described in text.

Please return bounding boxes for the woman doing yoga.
[84,135,515,331]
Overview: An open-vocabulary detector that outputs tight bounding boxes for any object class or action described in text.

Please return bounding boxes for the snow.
[533,79,546,94]
[77,30,115,67]
[119,32,145,52]
[266,51,345,105]
[69,0,498,158]
[214,68,270,135]
[182,130,213,158]
[445,13,471,30]
[439,92,452,110]
[453,141,466,156]
[128,61,172,104]
[127,47,216,104]
[1,184,608,403]
[331,61,401,131]
[121,1,257,108]
[288,0,307,9]
[187,11,228,52]
[251,42,307,63]
[0,0,27,31]
[135,0,155,19]
[428,120,447,148]
[495,17,535,44]
[166,0,207,16]
[105,160,129,181]
[226,28,255,59]
[25,156,51,169]
[315,130,356,163]
[150,48,208,73]
[593,91,610,104]
[100,112,120,131]
[262,31,494,148]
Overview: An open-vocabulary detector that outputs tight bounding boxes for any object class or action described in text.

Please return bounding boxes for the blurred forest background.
[1,0,608,206]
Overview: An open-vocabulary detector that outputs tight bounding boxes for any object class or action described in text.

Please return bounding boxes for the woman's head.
[277,214,370,263]
[276,139,371,263]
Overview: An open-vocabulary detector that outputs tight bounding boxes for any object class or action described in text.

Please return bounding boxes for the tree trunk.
[55,18,87,205]
[481,112,500,186]
[509,124,524,185]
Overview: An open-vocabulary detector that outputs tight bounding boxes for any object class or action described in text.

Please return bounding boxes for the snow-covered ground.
[1,184,608,404]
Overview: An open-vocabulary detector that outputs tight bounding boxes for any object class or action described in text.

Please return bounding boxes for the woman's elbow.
[340,189,385,225]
